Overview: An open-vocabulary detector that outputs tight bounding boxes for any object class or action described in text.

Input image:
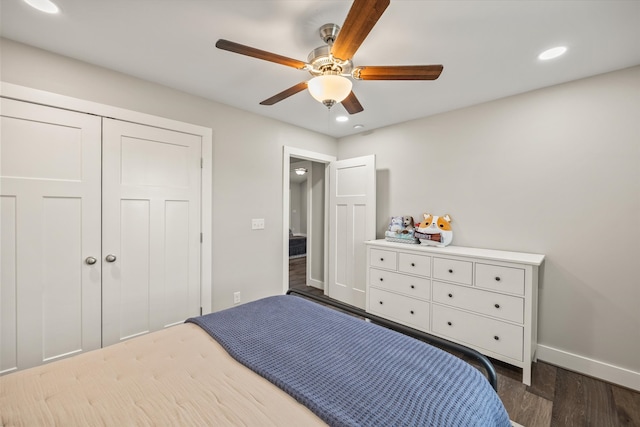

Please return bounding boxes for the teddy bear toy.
[414,213,453,247]
[388,216,404,233]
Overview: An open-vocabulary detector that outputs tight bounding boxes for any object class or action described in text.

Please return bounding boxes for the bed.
[289,231,307,257]
[0,290,511,426]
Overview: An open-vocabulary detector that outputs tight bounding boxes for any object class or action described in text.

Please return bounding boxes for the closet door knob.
[85,256,97,265]
[105,254,117,263]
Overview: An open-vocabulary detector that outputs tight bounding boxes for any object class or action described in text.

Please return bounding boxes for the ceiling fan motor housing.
[307,24,353,77]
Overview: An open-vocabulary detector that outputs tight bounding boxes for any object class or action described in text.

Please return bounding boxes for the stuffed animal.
[388,216,404,233]
[415,213,453,247]
[401,216,414,234]
[385,216,419,243]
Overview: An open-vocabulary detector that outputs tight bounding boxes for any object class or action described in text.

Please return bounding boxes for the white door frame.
[282,146,336,294]
[1,82,213,314]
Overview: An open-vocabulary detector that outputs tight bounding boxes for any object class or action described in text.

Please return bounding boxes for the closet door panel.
[102,119,201,346]
[0,98,102,373]
[0,196,18,374]
[41,197,83,360]
[119,199,152,339]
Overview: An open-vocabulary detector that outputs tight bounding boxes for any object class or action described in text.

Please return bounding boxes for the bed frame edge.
[286,288,499,391]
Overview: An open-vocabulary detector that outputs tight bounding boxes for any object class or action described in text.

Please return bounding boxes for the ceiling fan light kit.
[308,74,353,107]
[216,0,442,114]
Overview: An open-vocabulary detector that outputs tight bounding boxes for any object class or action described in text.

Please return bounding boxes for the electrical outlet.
[251,218,265,230]
[233,291,241,304]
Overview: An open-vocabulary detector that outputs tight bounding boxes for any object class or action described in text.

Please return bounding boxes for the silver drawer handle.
[105,254,117,263]
[85,256,97,265]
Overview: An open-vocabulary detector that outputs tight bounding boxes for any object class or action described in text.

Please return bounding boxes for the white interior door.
[1,98,102,373]
[102,119,201,346]
[328,155,376,309]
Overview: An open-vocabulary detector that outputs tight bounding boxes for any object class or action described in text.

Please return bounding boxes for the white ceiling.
[2,0,639,138]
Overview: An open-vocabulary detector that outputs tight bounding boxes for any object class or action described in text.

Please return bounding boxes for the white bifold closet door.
[1,98,102,373]
[101,119,201,346]
[1,99,202,373]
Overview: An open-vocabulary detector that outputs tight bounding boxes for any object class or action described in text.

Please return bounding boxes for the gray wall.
[0,38,338,312]
[338,66,640,383]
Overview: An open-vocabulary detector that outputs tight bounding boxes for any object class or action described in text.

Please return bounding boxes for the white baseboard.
[307,277,324,290]
[537,344,640,391]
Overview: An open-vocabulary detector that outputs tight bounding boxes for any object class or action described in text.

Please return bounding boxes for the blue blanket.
[187,295,511,427]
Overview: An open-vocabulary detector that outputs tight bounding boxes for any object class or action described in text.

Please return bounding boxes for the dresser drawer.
[433,257,473,285]
[369,288,429,331]
[476,263,525,295]
[398,253,431,277]
[370,248,397,270]
[432,281,524,323]
[432,304,523,361]
[369,268,430,299]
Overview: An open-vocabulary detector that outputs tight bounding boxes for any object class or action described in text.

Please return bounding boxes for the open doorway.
[282,147,336,295]
[288,157,324,295]
[283,147,377,309]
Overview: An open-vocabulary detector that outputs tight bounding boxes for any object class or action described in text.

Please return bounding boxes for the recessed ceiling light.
[538,46,567,61]
[353,124,364,129]
[24,0,59,14]
[336,116,349,123]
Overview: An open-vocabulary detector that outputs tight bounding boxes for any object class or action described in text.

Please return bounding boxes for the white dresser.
[365,239,544,385]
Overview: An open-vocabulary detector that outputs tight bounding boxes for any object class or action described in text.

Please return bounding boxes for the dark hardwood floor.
[288,257,640,427]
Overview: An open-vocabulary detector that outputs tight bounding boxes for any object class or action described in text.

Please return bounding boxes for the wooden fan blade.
[216,39,307,70]
[330,0,390,61]
[342,91,364,114]
[354,65,444,80]
[260,82,308,105]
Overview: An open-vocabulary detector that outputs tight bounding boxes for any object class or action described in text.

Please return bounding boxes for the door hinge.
[201,158,203,169]
[200,232,203,243]
[200,307,203,316]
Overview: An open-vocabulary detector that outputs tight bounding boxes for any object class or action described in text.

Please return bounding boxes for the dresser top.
[366,239,545,266]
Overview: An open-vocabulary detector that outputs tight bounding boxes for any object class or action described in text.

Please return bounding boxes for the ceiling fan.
[215,0,443,114]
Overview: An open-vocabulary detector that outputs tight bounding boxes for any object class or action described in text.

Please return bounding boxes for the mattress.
[0,323,325,426]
